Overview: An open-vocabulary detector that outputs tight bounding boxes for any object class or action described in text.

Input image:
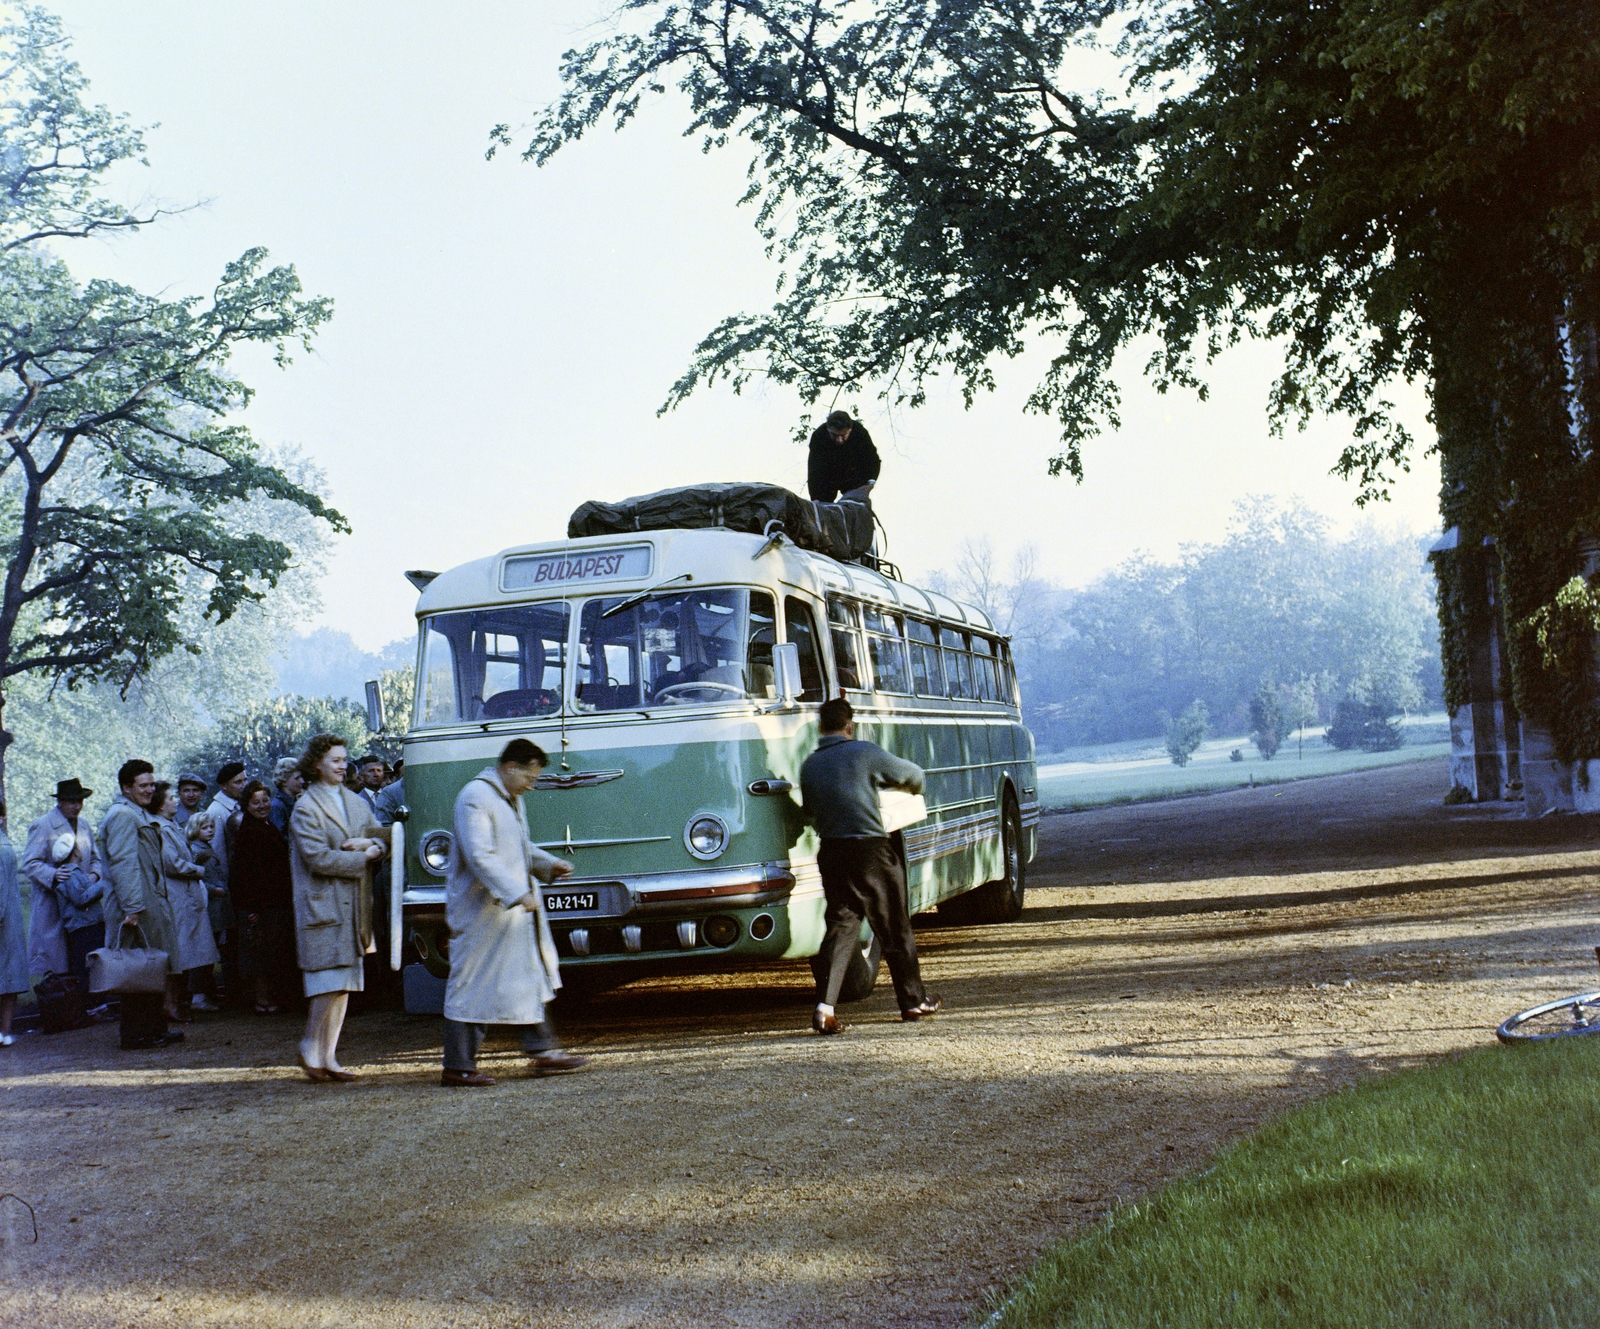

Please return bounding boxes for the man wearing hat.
[21,779,103,985]
[807,410,881,504]
[174,773,209,830]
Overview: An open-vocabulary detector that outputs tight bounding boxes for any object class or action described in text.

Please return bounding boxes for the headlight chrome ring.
[419,830,453,874]
[683,813,729,860]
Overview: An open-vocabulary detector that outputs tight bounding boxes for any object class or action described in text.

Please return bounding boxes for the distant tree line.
[936,502,1438,754]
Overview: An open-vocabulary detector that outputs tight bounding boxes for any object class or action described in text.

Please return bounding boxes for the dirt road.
[4,757,1599,1328]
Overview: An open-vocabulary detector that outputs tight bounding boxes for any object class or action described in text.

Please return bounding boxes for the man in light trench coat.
[440,738,587,1087]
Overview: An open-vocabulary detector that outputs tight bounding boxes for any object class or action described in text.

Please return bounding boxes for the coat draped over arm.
[443,768,564,1025]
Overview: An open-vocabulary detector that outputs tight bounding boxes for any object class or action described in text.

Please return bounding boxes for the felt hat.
[54,778,92,801]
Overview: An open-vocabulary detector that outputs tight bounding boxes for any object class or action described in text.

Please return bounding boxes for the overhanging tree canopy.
[503,0,1600,754]
[0,7,344,795]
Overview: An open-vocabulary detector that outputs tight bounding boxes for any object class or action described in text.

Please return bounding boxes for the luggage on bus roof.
[567,482,874,562]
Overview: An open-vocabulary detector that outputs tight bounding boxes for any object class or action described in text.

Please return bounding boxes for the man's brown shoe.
[529,1050,587,1075]
[440,1069,496,1087]
[901,995,943,1022]
[813,1010,844,1035]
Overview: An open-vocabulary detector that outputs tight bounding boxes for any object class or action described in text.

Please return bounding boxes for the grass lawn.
[987,1038,1600,1328]
[1036,715,1452,812]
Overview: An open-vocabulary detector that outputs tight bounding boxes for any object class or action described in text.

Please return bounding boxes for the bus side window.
[972,637,1000,701]
[862,605,911,694]
[998,641,1019,704]
[939,627,975,700]
[905,619,945,696]
[827,598,866,691]
[783,597,827,702]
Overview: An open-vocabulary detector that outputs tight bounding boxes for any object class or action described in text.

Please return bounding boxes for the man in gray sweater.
[799,697,942,1034]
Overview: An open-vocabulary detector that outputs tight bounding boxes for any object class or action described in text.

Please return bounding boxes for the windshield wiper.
[600,572,693,619]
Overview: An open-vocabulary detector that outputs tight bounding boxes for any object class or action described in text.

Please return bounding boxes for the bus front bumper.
[402,860,813,969]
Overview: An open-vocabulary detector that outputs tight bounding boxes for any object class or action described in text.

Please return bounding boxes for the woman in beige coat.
[288,733,390,1082]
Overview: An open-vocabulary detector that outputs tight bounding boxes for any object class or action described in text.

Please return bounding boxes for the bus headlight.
[683,814,729,860]
[419,830,453,874]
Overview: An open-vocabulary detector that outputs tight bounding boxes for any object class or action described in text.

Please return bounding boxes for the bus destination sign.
[502,543,652,592]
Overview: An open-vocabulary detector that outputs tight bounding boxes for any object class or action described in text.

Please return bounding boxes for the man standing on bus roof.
[807,410,880,504]
[439,738,587,1086]
[800,697,941,1034]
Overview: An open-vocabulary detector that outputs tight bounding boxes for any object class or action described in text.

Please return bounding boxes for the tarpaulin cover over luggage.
[567,482,874,561]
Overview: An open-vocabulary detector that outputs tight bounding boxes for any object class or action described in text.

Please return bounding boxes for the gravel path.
[3,756,1597,1328]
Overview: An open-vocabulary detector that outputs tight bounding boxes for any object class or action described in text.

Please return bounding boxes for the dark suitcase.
[34,972,90,1034]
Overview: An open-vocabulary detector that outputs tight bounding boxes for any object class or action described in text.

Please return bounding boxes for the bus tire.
[941,795,1026,925]
[809,930,883,1004]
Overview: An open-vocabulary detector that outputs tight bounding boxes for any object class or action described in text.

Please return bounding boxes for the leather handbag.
[87,924,169,995]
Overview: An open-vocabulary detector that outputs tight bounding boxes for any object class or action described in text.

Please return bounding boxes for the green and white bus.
[391,525,1038,1003]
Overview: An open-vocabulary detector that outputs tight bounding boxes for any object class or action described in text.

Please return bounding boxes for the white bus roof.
[414,527,999,635]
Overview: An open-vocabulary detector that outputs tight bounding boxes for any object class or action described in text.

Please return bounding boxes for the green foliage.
[1509,574,1600,765]
[992,1038,1600,1328]
[173,695,369,788]
[376,666,415,751]
[511,1,1598,495]
[0,8,341,798]
[1012,502,1432,749]
[1325,700,1406,753]
[1249,681,1284,760]
[522,0,1600,767]
[1164,700,1207,767]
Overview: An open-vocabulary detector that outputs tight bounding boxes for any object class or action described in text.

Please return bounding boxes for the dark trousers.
[119,992,168,1048]
[65,926,100,987]
[442,1018,556,1071]
[817,836,926,1011]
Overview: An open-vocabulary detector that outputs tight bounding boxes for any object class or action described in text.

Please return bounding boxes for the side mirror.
[773,642,802,707]
[364,679,386,734]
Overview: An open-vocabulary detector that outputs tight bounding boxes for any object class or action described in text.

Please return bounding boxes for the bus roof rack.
[856,552,901,581]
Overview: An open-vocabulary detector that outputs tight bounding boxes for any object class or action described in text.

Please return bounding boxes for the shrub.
[1249,680,1285,759]
[1165,700,1208,767]
[1325,699,1405,752]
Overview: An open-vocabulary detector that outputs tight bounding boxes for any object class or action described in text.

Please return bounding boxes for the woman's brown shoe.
[297,1051,332,1083]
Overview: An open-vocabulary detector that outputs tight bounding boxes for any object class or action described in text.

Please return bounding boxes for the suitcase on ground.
[34,972,90,1034]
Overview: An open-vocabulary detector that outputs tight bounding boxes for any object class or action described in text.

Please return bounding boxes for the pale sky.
[46,1,1442,651]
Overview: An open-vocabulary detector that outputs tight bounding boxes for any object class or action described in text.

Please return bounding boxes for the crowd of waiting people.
[0,694,934,1079]
[0,744,403,1057]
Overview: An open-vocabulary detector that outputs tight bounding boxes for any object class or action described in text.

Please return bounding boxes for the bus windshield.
[417,601,571,726]
[578,588,776,710]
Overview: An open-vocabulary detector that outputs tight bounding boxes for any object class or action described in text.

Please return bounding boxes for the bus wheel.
[809,930,882,1004]
[942,796,1026,925]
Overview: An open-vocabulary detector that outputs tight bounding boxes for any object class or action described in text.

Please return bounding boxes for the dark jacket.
[807,421,880,503]
[229,814,294,915]
[800,735,924,840]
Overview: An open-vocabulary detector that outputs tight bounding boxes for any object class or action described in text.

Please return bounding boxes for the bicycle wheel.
[1496,991,1600,1042]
